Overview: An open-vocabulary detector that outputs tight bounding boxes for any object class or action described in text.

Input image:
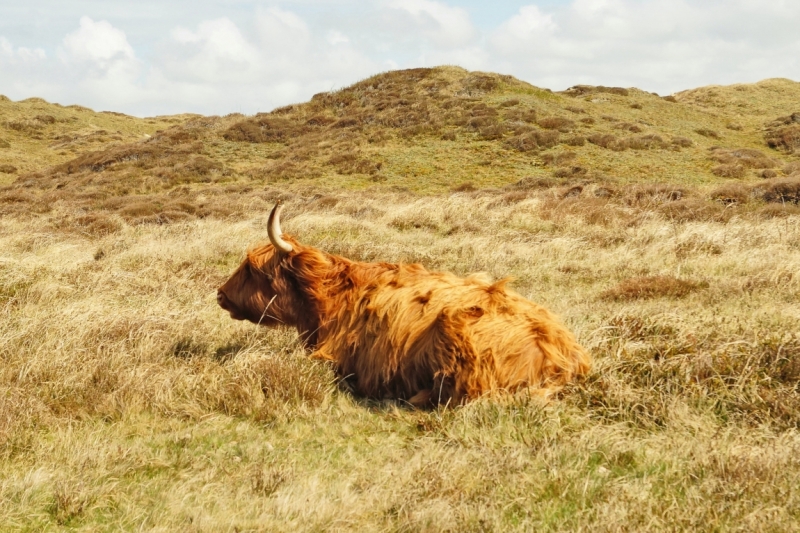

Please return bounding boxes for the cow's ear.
[268,201,293,254]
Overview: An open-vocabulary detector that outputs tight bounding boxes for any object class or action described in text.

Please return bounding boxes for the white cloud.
[327,30,350,46]
[386,0,476,48]
[255,7,312,54]
[0,37,46,65]
[493,5,558,54]
[60,16,136,71]
[0,2,798,115]
[141,10,379,114]
[165,18,260,83]
[50,17,144,109]
[489,0,800,93]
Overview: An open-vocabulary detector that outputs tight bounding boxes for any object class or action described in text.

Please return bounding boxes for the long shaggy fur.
[218,236,591,407]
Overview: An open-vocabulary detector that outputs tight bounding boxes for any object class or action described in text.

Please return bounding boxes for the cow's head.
[217,201,305,328]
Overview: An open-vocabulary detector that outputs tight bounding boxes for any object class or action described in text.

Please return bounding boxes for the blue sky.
[1,1,798,116]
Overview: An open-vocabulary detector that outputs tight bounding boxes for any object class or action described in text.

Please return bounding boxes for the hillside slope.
[1,67,799,225]
[0,95,193,186]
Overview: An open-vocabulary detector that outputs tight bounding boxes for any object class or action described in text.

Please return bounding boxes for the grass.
[1,67,800,530]
[2,191,800,531]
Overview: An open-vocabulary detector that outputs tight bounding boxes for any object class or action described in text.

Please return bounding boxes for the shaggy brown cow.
[217,201,590,407]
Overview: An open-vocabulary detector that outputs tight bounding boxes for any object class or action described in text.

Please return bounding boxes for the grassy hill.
[1,68,799,531]
[0,95,193,186]
[2,66,799,227]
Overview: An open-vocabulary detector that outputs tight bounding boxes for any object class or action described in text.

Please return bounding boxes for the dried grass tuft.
[755,177,800,204]
[538,116,575,132]
[711,164,746,178]
[709,183,751,204]
[695,128,721,139]
[765,113,800,153]
[601,275,703,301]
[709,147,776,169]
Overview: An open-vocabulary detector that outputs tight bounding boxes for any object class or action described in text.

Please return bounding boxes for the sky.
[1,0,798,117]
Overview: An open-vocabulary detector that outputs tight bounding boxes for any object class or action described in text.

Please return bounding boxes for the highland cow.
[217,201,590,407]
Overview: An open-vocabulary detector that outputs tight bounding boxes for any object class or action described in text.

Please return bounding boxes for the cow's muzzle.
[216,290,229,310]
[217,290,246,320]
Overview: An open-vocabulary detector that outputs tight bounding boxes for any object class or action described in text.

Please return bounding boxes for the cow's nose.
[216,291,227,308]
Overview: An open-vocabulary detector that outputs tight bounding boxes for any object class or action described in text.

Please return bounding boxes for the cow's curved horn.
[268,201,293,254]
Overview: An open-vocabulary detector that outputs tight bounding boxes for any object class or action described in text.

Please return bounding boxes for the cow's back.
[320,263,589,403]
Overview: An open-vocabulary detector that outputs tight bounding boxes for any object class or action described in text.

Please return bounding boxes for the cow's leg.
[407,389,432,408]
[423,306,491,406]
[309,347,336,362]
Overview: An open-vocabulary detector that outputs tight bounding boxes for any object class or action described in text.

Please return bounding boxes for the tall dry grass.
[2,191,799,530]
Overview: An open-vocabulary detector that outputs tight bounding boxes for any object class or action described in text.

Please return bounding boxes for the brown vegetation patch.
[53,213,124,236]
[563,135,586,146]
[507,176,557,190]
[659,198,729,223]
[593,186,617,198]
[502,107,537,123]
[328,152,383,175]
[588,133,625,151]
[541,151,577,166]
[601,275,703,301]
[504,130,559,152]
[765,112,800,153]
[675,236,723,258]
[755,177,800,204]
[614,122,642,133]
[223,115,310,143]
[625,184,686,206]
[589,133,667,151]
[671,137,693,148]
[553,166,587,179]
[450,182,477,193]
[52,139,206,176]
[561,85,629,97]
[783,161,800,175]
[461,73,501,94]
[710,183,750,205]
[711,164,746,178]
[758,203,800,218]
[695,128,721,139]
[709,147,777,169]
[627,134,668,150]
[538,117,575,131]
[0,188,36,204]
[250,160,315,181]
[0,164,17,174]
[488,190,532,206]
[538,196,633,227]
[761,169,778,179]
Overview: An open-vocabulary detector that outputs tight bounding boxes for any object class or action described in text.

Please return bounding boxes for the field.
[1,67,800,531]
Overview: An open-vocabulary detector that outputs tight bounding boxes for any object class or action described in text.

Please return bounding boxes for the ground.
[1,68,799,531]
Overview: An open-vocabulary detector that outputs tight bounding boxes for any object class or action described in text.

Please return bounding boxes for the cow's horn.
[268,201,293,254]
